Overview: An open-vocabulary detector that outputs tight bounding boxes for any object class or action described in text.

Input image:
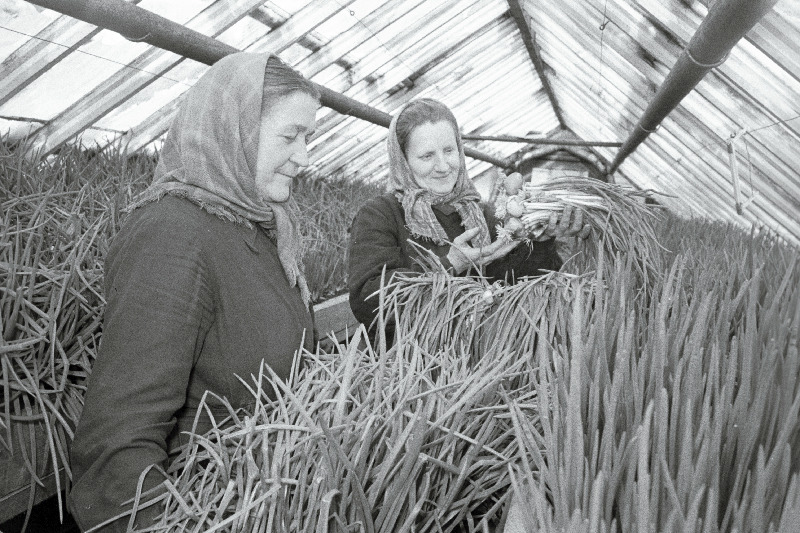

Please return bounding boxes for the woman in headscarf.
[68,53,319,532]
[348,98,587,333]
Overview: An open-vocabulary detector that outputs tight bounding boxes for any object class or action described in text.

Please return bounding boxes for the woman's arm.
[68,210,213,532]
[347,197,428,328]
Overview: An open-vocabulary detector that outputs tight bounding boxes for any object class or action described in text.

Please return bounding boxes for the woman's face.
[405,120,461,195]
[255,91,318,203]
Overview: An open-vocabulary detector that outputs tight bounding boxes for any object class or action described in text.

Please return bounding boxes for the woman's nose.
[291,142,309,167]
[434,154,449,171]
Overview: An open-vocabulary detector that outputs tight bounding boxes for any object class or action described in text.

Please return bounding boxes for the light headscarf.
[388,99,491,248]
[127,52,311,306]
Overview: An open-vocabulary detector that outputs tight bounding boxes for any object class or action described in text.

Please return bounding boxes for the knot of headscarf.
[387,101,491,249]
[125,52,310,306]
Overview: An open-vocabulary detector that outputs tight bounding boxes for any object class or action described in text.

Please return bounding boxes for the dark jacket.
[68,195,314,532]
[348,193,562,328]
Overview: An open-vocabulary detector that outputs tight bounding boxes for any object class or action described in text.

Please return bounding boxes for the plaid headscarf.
[127,52,310,306]
[388,99,491,248]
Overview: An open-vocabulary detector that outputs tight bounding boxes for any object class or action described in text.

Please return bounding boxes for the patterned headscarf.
[388,99,491,248]
[127,53,311,306]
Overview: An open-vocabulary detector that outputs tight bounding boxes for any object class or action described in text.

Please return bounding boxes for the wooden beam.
[506,0,565,128]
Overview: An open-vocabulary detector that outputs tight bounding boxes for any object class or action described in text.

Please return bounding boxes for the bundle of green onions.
[121,327,536,532]
[133,217,800,532]
[492,174,667,279]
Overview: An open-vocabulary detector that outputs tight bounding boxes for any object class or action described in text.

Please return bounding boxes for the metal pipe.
[26,0,511,168]
[463,134,621,147]
[607,0,778,175]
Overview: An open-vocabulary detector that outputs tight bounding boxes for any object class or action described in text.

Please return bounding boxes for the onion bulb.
[504,217,524,235]
[505,172,524,195]
[506,198,524,218]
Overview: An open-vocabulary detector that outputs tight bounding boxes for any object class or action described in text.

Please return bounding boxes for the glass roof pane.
[0,1,58,58]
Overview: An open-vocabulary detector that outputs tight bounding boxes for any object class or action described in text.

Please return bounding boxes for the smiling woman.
[347,98,586,342]
[66,53,320,533]
[402,120,461,195]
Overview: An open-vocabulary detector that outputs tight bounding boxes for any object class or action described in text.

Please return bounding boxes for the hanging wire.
[0,24,195,88]
[594,0,610,125]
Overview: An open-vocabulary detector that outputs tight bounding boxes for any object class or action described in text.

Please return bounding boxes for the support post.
[607,0,778,175]
[25,0,511,168]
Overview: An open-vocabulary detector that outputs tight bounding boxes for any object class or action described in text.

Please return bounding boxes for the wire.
[746,113,800,134]
[0,24,194,88]
[595,0,610,124]
[686,113,800,159]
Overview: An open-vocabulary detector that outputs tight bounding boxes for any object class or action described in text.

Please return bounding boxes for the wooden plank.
[313,293,360,343]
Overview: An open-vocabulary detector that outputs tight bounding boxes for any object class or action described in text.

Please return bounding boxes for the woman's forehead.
[262,92,318,131]
[407,121,458,146]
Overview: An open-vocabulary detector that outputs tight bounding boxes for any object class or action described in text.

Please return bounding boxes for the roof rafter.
[506,0,565,128]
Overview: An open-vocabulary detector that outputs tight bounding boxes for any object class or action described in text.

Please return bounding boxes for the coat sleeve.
[347,197,441,328]
[68,214,213,532]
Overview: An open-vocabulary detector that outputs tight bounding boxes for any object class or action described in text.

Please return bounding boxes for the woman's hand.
[447,228,518,274]
[533,204,592,241]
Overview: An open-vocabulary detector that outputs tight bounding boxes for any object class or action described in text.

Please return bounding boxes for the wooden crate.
[313,293,360,343]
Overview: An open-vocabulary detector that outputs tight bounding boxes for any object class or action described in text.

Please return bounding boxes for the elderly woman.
[348,98,585,332]
[67,53,319,532]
